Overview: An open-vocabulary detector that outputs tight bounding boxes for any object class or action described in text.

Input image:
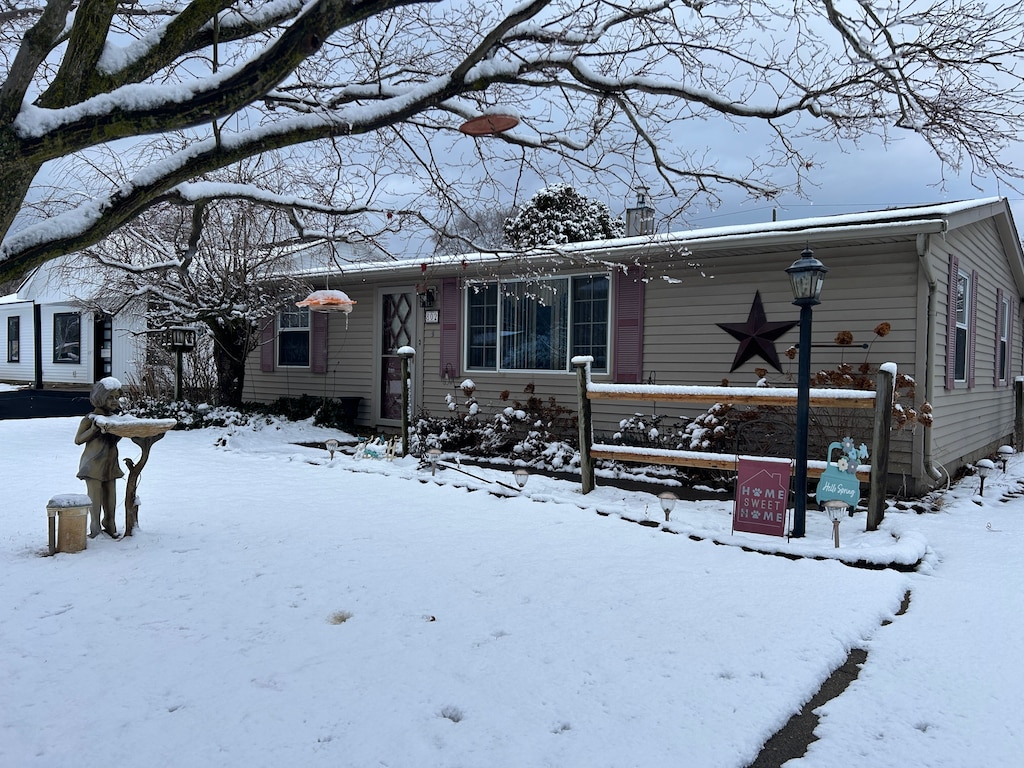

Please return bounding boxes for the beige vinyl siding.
[244,283,377,428]
[416,241,923,475]
[928,220,1019,474]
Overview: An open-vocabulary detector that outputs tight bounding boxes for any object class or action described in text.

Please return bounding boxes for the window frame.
[53,312,81,365]
[464,273,610,374]
[277,306,311,368]
[7,315,19,363]
[953,270,970,382]
[998,294,1010,383]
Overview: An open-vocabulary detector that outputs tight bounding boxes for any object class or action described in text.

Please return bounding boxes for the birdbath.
[93,415,177,537]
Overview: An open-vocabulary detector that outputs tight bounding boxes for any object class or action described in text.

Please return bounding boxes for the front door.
[93,314,113,381]
[380,291,415,421]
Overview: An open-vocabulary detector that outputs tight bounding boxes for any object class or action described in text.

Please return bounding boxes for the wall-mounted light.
[416,285,436,308]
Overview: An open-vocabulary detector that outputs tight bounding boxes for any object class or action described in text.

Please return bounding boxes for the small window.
[7,316,19,363]
[998,295,1010,382]
[954,272,969,381]
[278,306,310,367]
[53,312,81,364]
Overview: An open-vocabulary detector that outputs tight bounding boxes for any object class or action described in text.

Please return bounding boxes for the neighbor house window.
[465,274,609,372]
[998,294,1010,382]
[7,316,19,362]
[53,312,81,364]
[278,306,310,367]
[954,271,969,381]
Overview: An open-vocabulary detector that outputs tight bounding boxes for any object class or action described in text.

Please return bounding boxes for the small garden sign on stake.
[815,437,867,509]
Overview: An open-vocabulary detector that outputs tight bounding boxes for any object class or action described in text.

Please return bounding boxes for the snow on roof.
[288,197,1010,279]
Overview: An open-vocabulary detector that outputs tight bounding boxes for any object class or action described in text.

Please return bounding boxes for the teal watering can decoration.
[815,437,868,508]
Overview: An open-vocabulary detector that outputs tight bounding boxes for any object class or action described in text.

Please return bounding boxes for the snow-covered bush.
[503,184,625,249]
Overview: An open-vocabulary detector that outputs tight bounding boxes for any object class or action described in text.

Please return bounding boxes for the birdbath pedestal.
[94,416,177,537]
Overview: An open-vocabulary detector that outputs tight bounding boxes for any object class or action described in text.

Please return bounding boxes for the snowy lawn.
[1,417,1021,767]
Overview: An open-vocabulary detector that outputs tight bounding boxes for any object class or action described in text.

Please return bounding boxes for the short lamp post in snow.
[397,346,416,458]
[998,445,1015,472]
[786,247,829,538]
[823,501,847,548]
[658,491,678,522]
[977,458,995,496]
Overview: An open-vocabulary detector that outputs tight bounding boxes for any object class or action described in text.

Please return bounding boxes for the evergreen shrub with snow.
[503,184,625,249]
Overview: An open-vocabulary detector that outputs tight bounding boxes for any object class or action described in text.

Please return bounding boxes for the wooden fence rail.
[573,359,896,531]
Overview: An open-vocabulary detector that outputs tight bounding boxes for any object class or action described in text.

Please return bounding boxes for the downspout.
[916,233,944,482]
[33,301,43,390]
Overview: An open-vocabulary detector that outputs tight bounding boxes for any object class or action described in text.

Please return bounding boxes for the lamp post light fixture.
[427,448,442,476]
[513,468,530,489]
[658,491,678,521]
[977,458,995,496]
[786,246,830,538]
[998,445,1015,472]
[325,438,340,460]
[823,501,847,548]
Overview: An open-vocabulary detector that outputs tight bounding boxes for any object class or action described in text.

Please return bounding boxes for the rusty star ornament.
[716,291,797,372]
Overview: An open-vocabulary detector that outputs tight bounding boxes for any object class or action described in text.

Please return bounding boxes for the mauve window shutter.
[311,310,328,374]
[260,315,275,373]
[945,255,958,390]
[439,277,460,378]
[968,269,978,388]
[613,267,644,383]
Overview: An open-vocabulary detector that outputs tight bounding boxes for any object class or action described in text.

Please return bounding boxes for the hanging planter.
[296,289,356,313]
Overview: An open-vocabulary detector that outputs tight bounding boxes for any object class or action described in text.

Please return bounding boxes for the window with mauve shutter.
[260,316,275,373]
[612,267,644,383]
[439,277,460,379]
[311,310,327,374]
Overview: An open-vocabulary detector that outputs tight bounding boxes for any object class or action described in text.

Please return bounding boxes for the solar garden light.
[658,491,678,521]
[823,501,848,548]
[998,445,1014,472]
[325,438,340,460]
[976,458,995,495]
[786,246,829,538]
[514,468,530,489]
[427,448,442,476]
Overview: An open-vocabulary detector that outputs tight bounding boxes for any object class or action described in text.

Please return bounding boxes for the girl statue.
[74,377,124,538]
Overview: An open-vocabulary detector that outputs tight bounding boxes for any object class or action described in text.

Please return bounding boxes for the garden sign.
[815,438,868,509]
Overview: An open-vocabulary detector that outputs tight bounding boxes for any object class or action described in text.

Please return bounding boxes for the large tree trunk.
[210,323,252,407]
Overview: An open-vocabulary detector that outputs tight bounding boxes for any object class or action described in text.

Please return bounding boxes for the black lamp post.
[786,247,829,538]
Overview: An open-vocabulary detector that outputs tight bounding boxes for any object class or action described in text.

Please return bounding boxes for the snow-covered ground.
[1,417,1021,768]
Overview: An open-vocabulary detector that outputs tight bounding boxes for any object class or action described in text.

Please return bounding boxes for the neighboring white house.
[0,256,146,388]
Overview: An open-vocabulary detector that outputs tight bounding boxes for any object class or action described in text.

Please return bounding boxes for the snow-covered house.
[0,256,146,389]
[244,198,1024,495]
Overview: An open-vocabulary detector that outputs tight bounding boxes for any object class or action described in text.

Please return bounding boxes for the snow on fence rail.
[572,358,896,531]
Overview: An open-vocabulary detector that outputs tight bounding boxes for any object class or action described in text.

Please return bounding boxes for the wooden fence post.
[867,364,895,531]
[574,358,595,494]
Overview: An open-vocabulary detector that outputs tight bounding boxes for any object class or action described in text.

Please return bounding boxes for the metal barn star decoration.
[716,291,797,372]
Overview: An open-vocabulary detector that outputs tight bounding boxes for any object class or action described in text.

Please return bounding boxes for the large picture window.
[7,316,19,362]
[466,275,609,372]
[278,306,310,367]
[53,312,81,364]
